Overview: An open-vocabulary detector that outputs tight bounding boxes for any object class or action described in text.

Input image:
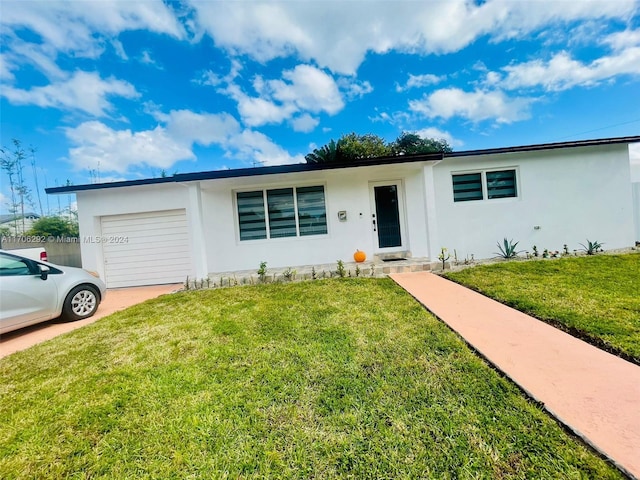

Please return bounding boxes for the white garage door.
[101,209,192,288]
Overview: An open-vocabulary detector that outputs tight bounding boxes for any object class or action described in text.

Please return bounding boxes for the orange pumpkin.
[353,250,366,263]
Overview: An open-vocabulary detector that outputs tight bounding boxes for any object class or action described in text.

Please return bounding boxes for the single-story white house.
[47,136,640,288]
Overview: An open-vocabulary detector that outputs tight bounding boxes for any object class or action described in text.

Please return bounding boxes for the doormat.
[382,258,406,262]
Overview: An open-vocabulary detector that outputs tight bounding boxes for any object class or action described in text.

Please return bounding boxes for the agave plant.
[579,239,603,255]
[495,238,520,259]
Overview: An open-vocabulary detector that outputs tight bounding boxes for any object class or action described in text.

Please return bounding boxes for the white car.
[0,250,107,335]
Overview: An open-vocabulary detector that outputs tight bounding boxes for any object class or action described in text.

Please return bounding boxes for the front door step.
[374,251,411,262]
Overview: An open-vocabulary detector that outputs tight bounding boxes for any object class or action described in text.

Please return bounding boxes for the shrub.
[579,240,603,255]
[495,238,520,259]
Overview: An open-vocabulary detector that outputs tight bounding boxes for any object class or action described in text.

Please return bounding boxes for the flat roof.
[46,135,640,194]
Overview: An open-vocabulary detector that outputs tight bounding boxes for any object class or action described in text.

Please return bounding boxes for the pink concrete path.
[390,271,640,480]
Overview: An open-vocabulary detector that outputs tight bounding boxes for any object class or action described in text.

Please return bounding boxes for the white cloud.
[229,130,305,166]
[0,54,15,82]
[6,40,67,80]
[1,71,139,116]
[189,0,637,74]
[140,50,159,66]
[630,142,640,183]
[495,47,640,92]
[218,64,344,129]
[230,86,297,127]
[111,39,128,60]
[1,0,186,99]
[196,70,224,87]
[604,28,640,50]
[164,110,240,146]
[64,109,302,173]
[409,88,533,124]
[290,114,319,133]
[396,74,443,92]
[337,78,374,100]
[269,65,344,114]
[369,110,411,126]
[483,27,640,92]
[65,121,195,174]
[2,1,184,58]
[415,127,464,148]
[194,59,243,87]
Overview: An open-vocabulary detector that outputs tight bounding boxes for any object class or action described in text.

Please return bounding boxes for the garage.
[100,209,192,288]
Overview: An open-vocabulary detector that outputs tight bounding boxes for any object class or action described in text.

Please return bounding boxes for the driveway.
[0,284,181,359]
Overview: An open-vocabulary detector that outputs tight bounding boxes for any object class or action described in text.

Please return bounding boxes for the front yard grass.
[444,253,640,363]
[0,279,623,478]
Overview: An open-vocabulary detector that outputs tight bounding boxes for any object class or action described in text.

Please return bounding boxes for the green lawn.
[0,279,623,479]
[444,253,640,363]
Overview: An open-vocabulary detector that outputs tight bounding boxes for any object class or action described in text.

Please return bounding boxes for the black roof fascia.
[446,135,640,158]
[45,135,640,195]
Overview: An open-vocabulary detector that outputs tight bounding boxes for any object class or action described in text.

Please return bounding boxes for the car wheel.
[62,285,100,321]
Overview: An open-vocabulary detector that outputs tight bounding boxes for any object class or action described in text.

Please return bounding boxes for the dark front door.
[373,185,402,248]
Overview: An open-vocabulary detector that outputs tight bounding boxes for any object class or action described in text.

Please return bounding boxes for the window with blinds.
[452,169,517,202]
[452,173,483,202]
[297,186,328,236]
[237,186,327,241]
[487,170,517,199]
[267,188,296,238]
[237,191,267,241]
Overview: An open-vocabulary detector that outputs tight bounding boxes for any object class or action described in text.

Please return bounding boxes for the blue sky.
[1,0,640,215]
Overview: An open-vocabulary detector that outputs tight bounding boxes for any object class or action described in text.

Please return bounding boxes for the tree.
[305,131,452,164]
[26,216,79,237]
[337,133,392,160]
[305,139,343,164]
[391,132,452,155]
[29,146,44,216]
[1,139,35,232]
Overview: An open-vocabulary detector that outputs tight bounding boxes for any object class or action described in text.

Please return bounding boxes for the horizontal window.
[452,169,517,202]
[237,186,327,241]
[487,170,517,199]
[452,173,483,202]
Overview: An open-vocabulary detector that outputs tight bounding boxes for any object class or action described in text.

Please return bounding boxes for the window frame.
[452,172,483,202]
[235,184,328,242]
[486,169,517,199]
[451,167,519,203]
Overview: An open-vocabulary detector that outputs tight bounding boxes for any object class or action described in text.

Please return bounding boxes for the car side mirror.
[39,264,50,280]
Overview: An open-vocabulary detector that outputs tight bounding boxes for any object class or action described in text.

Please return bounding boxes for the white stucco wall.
[199,163,430,273]
[431,144,636,260]
[633,182,640,242]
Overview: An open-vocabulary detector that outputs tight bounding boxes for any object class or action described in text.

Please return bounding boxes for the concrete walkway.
[390,272,640,480]
[0,284,181,359]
